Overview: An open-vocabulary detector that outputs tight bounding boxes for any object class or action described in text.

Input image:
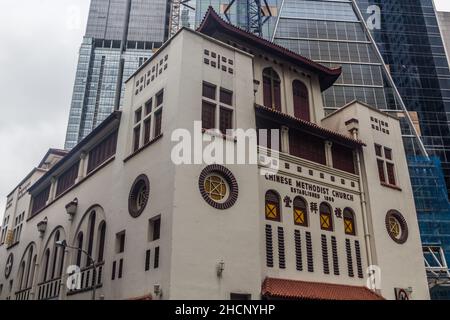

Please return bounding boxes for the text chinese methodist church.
[0,8,429,300]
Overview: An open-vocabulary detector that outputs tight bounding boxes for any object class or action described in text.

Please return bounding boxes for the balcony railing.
[67,262,104,295]
[15,287,32,300]
[37,278,61,300]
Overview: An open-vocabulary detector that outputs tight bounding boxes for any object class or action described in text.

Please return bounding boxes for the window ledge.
[7,241,20,250]
[381,182,402,191]
[124,133,163,163]
[202,128,237,142]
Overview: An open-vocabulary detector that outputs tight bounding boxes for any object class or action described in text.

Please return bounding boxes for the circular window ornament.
[199,165,238,210]
[5,253,13,279]
[128,174,150,218]
[385,210,409,244]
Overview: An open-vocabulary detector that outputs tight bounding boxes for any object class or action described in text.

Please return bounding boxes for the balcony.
[37,278,61,300]
[67,262,104,296]
[15,287,32,300]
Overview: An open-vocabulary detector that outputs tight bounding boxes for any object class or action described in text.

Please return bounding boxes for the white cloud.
[0,0,89,219]
[435,0,450,12]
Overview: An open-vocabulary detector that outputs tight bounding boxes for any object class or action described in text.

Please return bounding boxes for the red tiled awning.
[262,278,384,300]
[255,104,366,148]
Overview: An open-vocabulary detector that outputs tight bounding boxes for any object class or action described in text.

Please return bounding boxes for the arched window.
[263,68,281,111]
[97,222,106,262]
[76,232,83,267]
[29,255,37,289]
[265,190,281,222]
[50,231,60,279]
[43,249,50,282]
[292,80,310,121]
[57,246,65,278]
[18,261,26,290]
[343,208,356,236]
[24,246,33,288]
[86,211,96,266]
[320,203,333,231]
[293,197,308,227]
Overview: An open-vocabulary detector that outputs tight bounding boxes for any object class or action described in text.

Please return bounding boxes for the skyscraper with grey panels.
[64,0,170,149]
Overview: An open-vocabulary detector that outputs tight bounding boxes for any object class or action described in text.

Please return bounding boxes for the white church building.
[0,8,429,300]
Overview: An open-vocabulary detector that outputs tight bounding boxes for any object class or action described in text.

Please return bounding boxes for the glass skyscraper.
[64,0,170,149]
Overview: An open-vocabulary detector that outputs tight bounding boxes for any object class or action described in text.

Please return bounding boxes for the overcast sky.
[0,0,450,219]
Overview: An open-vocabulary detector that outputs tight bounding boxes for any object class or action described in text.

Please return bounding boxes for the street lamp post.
[56,240,97,300]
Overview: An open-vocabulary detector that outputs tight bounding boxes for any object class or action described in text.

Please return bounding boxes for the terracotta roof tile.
[197,7,341,91]
[255,104,366,148]
[262,278,385,300]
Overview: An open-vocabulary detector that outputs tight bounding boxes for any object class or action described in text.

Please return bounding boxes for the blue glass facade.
[356,0,450,200]
[64,0,170,149]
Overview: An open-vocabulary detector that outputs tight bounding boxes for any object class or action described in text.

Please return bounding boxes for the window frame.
[319,202,333,232]
[343,208,356,236]
[293,196,308,227]
[265,190,282,222]
[263,67,282,111]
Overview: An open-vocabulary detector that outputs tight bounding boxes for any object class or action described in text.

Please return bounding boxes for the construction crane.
[169,0,195,38]
[223,0,273,37]
[169,0,273,38]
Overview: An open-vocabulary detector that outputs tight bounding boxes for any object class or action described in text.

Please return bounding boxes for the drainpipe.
[350,126,374,280]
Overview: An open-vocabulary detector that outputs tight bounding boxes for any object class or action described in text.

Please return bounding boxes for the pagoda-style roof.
[197,7,342,91]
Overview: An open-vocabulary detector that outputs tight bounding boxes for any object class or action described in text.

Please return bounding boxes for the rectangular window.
[156,90,164,107]
[332,144,355,174]
[384,147,392,160]
[30,185,51,216]
[202,82,216,100]
[374,144,382,157]
[145,250,151,271]
[154,247,160,269]
[154,110,162,137]
[220,88,233,105]
[116,231,125,254]
[118,258,123,279]
[145,99,152,115]
[87,131,117,174]
[219,107,233,134]
[386,162,396,186]
[56,162,79,197]
[149,216,161,241]
[133,125,141,152]
[202,101,216,129]
[377,159,386,183]
[375,144,397,187]
[12,213,24,244]
[144,117,151,144]
[135,108,142,124]
[289,130,326,165]
[153,217,161,241]
[111,261,116,280]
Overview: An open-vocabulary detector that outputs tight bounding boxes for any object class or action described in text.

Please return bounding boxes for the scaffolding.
[222,0,273,37]
[169,0,196,38]
[409,156,450,296]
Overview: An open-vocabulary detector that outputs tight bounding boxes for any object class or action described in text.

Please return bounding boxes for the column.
[325,141,333,167]
[281,126,290,154]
